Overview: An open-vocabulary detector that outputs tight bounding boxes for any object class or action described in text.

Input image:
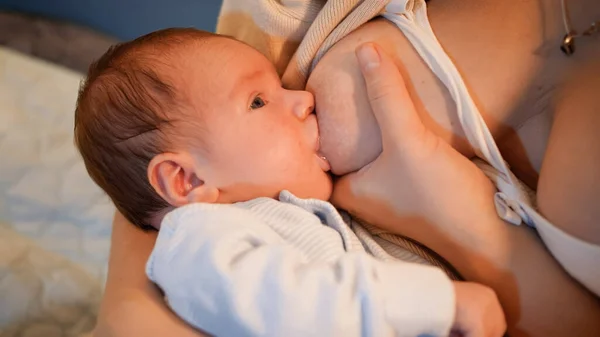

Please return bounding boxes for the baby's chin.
[311,175,334,201]
[289,173,333,201]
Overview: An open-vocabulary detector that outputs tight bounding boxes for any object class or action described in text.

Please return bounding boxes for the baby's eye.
[250,96,267,110]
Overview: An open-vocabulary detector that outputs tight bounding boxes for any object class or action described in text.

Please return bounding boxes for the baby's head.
[75,28,332,230]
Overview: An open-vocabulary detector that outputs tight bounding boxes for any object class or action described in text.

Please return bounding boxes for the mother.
[93,0,600,336]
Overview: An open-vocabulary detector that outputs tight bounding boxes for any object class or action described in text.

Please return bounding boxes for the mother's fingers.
[355,43,424,150]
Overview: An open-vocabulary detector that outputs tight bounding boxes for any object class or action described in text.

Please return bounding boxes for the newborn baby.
[75,28,331,231]
[74,28,503,337]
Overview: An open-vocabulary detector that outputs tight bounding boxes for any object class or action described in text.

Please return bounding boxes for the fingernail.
[356,43,380,70]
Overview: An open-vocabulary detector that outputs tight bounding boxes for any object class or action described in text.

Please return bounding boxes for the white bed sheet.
[0,47,114,337]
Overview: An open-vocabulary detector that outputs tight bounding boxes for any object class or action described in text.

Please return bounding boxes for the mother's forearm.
[433,214,600,337]
[94,285,207,337]
[94,211,207,337]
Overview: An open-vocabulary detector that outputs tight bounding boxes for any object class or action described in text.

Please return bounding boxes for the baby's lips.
[315,135,321,152]
[316,151,331,172]
[312,114,321,151]
[313,119,331,172]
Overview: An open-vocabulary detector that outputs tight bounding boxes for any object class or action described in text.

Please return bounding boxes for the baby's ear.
[148,153,219,206]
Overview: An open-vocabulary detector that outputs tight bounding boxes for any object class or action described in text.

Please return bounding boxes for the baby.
[75,28,503,337]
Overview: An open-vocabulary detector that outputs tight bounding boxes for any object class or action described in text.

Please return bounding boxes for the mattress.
[0,46,114,336]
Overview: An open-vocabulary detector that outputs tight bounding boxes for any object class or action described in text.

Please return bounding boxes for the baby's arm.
[147,204,456,337]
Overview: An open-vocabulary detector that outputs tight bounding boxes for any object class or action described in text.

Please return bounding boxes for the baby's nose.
[295,104,314,120]
[292,91,315,120]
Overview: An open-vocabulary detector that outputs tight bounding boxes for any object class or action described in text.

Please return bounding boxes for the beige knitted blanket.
[217,0,388,89]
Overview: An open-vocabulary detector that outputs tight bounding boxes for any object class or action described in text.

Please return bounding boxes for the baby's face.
[177,38,332,202]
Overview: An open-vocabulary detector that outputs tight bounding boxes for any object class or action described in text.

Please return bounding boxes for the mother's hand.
[331,43,500,254]
[332,43,600,337]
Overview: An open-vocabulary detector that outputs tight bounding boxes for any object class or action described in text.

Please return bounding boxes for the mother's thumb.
[356,43,422,147]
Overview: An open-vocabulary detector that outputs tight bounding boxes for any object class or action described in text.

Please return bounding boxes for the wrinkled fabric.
[147,191,455,337]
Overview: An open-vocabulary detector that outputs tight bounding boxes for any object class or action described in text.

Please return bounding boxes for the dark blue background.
[0,0,223,39]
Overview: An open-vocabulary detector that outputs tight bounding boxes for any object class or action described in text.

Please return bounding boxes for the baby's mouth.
[317,154,331,172]
[315,136,331,172]
[311,113,330,172]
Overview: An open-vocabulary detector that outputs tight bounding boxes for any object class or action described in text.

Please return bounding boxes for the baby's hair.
[74,28,215,230]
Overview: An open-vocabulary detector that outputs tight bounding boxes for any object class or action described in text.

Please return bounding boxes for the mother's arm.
[93,211,206,337]
[440,211,600,337]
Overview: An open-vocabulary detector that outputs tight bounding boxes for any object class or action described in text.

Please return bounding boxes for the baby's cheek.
[310,72,382,176]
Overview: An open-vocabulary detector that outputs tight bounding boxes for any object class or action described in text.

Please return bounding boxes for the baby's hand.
[452,281,506,337]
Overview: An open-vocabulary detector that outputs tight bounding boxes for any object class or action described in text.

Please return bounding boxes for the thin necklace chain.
[560,0,599,55]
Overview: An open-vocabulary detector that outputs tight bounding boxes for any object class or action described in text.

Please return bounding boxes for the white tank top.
[383,0,600,296]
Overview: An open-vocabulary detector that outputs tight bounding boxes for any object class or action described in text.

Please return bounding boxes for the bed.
[0,2,223,333]
[0,11,116,337]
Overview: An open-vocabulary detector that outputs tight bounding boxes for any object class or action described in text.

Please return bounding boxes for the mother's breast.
[306,34,381,176]
[306,19,473,176]
[306,0,561,177]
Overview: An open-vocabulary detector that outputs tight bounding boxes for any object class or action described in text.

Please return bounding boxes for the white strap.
[383,0,600,296]
[522,202,600,296]
[383,0,532,224]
